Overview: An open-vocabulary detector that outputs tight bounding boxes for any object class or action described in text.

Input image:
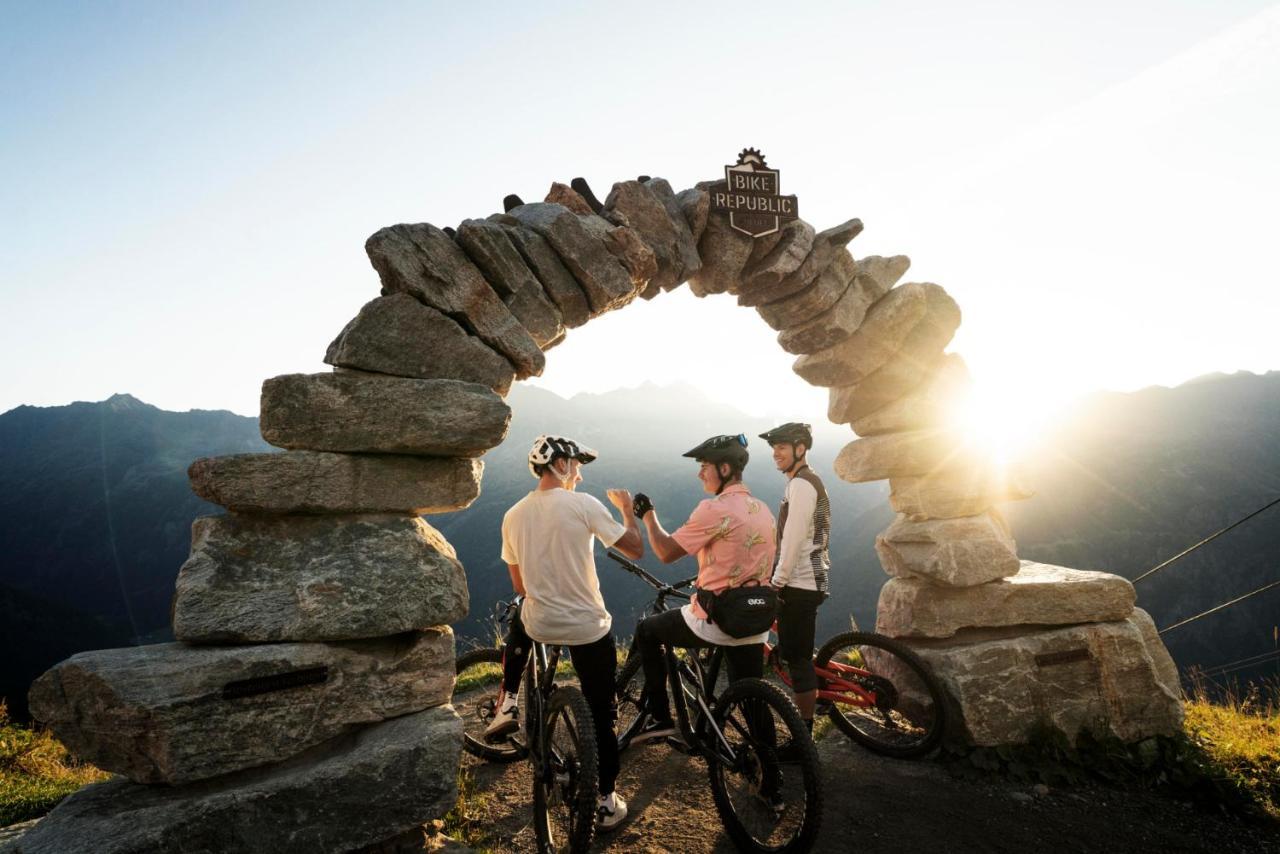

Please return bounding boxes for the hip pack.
[696,582,778,639]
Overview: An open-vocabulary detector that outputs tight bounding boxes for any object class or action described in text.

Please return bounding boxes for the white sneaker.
[483,692,519,743]
[597,792,628,831]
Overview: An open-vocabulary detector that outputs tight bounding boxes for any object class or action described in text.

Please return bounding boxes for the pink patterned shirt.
[671,483,777,620]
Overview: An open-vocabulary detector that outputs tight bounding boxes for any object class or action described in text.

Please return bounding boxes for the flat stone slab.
[189,451,482,515]
[834,429,982,483]
[507,202,637,314]
[456,218,564,349]
[738,218,862,307]
[676,185,710,242]
[900,610,1183,746]
[10,706,461,854]
[172,514,468,643]
[28,630,454,784]
[260,372,510,457]
[890,465,1034,520]
[604,180,698,294]
[795,269,957,389]
[324,294,516,395]
[875,511,1020,587]
[364,223,544,378]
[756,249,857,331]
[876,561,1136,639]
[777,253,893,355]
[490,216,592,329]
[643,177,703,285]
[851,354,970,436]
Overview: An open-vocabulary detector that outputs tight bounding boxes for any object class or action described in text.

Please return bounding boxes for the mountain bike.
[764,617,947,759]
[608,552,823,854]
[452,600,599,854]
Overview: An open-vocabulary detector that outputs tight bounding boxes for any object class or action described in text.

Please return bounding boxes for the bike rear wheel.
[532,686,600,854]
[707,677,823,853]
[614,651,646,747]
[454,647,527,763]
[815,631,946,759]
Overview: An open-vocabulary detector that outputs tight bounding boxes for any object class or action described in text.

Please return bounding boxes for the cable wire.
[1195,648,1280,678]
[1158,578,1280,635]
[1133,495,1280,584]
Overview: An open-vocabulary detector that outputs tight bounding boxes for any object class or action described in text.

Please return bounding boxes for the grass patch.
[0,702,109,827]
[442,768,495,852]
[942,682,1280,820]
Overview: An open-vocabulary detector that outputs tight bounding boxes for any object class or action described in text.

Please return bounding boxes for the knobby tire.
[533,686,600,854]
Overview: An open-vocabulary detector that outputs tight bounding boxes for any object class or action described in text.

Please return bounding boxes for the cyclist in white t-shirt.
[487,435,643,831]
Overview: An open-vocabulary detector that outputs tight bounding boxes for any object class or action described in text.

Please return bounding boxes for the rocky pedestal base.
[8,707,462,854]
[899,610,1183,746]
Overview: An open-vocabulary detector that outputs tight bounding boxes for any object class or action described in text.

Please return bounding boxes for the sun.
[943,379,1071,467]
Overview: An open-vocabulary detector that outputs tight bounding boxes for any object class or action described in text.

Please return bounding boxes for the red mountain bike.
[607,551,947,759]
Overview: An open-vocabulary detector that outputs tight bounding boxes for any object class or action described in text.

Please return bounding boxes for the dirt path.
[459,730,1279,853]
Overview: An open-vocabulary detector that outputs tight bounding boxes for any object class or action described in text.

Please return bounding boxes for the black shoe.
[632,714,677,744]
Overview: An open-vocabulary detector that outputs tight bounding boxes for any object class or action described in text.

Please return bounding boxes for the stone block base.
[9,707,462,854]
[897,610,1183,746]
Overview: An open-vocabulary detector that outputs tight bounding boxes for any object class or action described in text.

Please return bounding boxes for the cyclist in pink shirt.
[629,433,777,741]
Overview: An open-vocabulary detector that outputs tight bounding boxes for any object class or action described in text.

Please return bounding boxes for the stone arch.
[20,175,1185,853]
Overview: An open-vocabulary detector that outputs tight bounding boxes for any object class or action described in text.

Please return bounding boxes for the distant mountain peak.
[104,393,154,412]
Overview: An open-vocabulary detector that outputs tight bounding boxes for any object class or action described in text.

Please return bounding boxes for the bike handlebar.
[606,551,695,599]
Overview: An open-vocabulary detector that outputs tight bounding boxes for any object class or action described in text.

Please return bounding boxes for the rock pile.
[19,173,1185,851]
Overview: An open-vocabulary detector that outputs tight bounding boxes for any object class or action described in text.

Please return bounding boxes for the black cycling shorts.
[777,586,824,694]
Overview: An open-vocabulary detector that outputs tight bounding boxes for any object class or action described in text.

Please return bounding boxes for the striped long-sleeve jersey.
[770,465,831,593]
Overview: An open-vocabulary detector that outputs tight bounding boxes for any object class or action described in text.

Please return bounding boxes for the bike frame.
[764,630,886,710]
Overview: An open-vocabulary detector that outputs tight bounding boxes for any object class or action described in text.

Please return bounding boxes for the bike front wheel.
[532,686,600,854]
[454,647,527,763]
[707,677,823,853]
[815,631,946,759]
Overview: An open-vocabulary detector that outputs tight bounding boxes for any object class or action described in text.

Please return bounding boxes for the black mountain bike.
[609,552,824,854]
[453,600,599,854]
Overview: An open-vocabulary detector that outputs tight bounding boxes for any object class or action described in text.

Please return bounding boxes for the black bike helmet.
[682,433,750,470]
[759,422,813,449]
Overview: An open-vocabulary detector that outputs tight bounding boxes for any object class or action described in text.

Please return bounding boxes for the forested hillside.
[2,373,1276,719]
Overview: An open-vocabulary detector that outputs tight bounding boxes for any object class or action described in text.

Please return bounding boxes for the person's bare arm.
[507,563,526,597]
[642,511,688,564]
[606,489,645,560]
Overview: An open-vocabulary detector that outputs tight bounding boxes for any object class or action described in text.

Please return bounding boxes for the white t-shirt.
[500,489,627,646]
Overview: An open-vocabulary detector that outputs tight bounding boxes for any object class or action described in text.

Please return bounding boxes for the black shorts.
[777,586,824,694]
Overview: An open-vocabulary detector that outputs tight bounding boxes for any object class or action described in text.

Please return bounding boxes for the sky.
[3,1,1278,433]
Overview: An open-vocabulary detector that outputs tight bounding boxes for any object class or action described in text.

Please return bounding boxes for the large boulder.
[324,294,515,395]
[904,610,1184,746]
[756,249,857,331]
[27,630,454,785]
[10,707,461,854]
[890,465,1034,520]
[507,202,637,314]
[490,216,593,328]
[834,429,981,483]
[172,514,467,643]
[777,253,894,355]
[364,223,544,378]
[793,279,957,388]
[259,373,510,457]
[875,511,1020,586]
[876,561,1136,639]
[188,451,482,515]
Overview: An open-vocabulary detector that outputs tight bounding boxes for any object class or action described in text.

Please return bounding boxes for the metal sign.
[710,148,799,238]
[222,666,330,700]
[1033,648,1093,668]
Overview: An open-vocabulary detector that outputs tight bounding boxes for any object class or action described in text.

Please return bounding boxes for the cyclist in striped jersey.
[760,423,831,736]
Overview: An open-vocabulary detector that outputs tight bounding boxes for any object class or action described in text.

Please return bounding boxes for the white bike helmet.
[528,435,598,478]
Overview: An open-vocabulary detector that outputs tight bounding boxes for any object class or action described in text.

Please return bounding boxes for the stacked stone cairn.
[17,175,1183,852]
